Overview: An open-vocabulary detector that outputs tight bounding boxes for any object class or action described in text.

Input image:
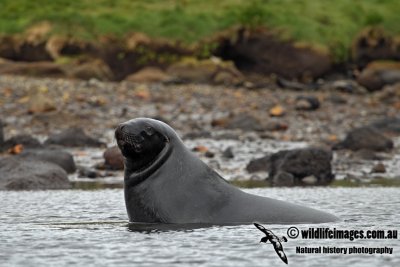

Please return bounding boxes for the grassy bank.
[1,0,400,59]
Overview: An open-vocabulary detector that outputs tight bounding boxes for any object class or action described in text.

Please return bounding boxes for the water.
[1,188,399,267]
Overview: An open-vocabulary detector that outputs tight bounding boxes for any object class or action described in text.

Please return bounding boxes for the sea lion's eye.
[144,126,155,136]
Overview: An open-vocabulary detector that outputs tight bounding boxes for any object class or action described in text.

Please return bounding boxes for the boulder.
[369,117,400,135]
[267,147,334,186]
[246,155,271,173]
[18,148,76,174]
[357,61,400,91]
[333,126,393,151]
[295,95,320,111]
[222,147,235,159]
[2,134,42,151]
[103,146,124,170]
[45,127,105,147]
[0,157,70,190]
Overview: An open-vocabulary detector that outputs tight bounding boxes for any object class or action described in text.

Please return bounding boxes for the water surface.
[0,188,399,267]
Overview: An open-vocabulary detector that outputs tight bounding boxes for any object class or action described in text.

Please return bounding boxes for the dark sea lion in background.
[115,118,338,224]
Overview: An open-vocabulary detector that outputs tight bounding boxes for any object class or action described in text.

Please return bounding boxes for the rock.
[166,57,243,85]
[268,147,334,186]
[295,95,320,111]
[64,59,114,81]
[269,105,286,117]
[272,172,295,187]
[125,67,172,83]
[222,147,234,159]
[326,94,347,104]
[369,117,400,135]
[352,149,384,161]
[78,166,99,179]
[210,27,332,80]
[204,151,215,158]
[357,61,400,91]
[45,127,105,147]
[246,155,271,173]
[0,157,70,190]
[374,83,400,105]
[265,121,288,131]
[28,89,57,113]
[103,146,124,170]
[18,148,76,174]
[371,163,386,173]
[329,80,367,94]
[276,77,310,91]
[192,145,209,153]
[2,134,42,151]
[302,175,319,185]
[334,126,393,151]
[0,59,64,77]
[213,132,240,140]
[225,114,264,131]
[183,131,212,139]
[213,70,242,85]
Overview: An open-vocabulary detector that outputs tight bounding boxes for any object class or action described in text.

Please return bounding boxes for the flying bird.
[254,223,288,264]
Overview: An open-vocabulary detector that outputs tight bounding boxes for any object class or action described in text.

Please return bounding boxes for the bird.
[254,222,288,264]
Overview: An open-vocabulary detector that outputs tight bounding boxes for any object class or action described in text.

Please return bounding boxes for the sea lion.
[115,118,338,224]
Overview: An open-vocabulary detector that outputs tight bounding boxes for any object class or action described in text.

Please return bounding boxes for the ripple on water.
[0,188,399,267]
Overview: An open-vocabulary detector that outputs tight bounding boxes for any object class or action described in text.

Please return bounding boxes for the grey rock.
[2,134,42,151]
[103,146,124,171]
[0,157,70,190]
[295,95,320,111]
[246,155,271,173]
[45,127,105,147]
[222,147,234,159]
[370,117,400,135]
[18,148,76,174]
[268,147,334,186]
[225,114,264,131]
[334,126,393,151]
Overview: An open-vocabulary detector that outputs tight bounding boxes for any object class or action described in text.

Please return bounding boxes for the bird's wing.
[272,241,288,264]
[254,223,273,237]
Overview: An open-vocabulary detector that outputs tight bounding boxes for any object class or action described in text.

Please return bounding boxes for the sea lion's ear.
[144,126,155,136]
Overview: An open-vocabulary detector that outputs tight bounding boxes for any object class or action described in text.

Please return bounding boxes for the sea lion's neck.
[124,141,172,187]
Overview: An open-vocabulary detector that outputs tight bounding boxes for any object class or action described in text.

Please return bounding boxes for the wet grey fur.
[120,118,338,224]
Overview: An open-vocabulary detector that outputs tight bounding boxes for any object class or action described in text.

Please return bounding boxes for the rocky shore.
[0,73,399,190]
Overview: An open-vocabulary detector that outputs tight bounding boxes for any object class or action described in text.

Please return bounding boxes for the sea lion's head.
[115,118,173,185]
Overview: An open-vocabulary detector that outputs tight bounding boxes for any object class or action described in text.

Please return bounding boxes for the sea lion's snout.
[116,128,144,153]
[115,120,168,158]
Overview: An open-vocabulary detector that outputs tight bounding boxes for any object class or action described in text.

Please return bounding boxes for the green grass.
[1,0,400,59]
